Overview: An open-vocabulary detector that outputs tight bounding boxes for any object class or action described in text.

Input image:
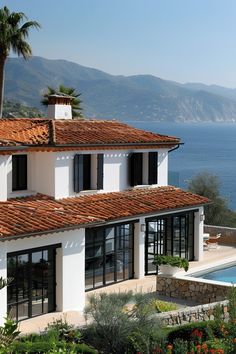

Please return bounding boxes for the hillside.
[4,56,236,122]
[3,100,43,118]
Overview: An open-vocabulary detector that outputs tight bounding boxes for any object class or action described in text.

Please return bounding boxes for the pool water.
[198,265,236,283]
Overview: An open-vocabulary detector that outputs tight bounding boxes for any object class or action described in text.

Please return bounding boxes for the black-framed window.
[12,155,27,191]
[7,244,60,322]
[85,223,134,291]
[129,152,158,187]
[74,154,104,192]
[145,211,195,275]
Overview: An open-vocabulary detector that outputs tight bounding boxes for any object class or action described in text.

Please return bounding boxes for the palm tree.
[41,85,83,118]
[0,6,40,117]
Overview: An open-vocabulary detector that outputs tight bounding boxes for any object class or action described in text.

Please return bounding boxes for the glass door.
[7,246,57,321]
[145,219,166,274]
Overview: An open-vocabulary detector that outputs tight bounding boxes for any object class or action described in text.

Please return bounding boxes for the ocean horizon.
[129,121,236,211]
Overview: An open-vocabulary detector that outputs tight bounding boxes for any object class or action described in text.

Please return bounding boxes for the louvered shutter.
[97,154,104,190]
[129,153,143,186]
[148,152,158,184]
[74,154,83,192]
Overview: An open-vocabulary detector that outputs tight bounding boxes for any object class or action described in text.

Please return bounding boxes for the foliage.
[167,321,217,343]
[188,172,236,227]
[151,299,178,313]
[153,255,189,272]
[45,318,81,343]
[41,85,83,118]
[0,317,20,351]
[11,340,97,353]
[228,286,236,325]
[83,291,165,354]
[0,6,40,117]
[0,277,13,290]
[3,100,43,118]
[13,318,96,354]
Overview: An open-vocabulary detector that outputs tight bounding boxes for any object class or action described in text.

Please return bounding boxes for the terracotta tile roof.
[0,187,209,239]
[0,119,180,151]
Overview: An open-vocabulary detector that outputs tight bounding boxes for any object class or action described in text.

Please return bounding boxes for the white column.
[0,243,7,325]
[61,229,85,311]
[133,217,145,279]
[194,207,204,261]
[0,156,8,201]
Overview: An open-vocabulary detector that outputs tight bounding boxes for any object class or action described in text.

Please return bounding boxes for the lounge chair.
[206,233,221,250]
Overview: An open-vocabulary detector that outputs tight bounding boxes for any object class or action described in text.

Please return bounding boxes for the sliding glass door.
[145,212,194,275]
[145,219,166,274]
[85,223,134,290]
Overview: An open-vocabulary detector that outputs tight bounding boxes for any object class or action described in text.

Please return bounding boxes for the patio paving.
[18,244,236,335]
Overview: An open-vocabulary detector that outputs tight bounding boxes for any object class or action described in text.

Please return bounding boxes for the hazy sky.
[4,0,236,87]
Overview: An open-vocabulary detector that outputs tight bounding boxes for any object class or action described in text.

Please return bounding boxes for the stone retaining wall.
[156,275,230,303]
[204,224,236,245]
[156,300,229,326]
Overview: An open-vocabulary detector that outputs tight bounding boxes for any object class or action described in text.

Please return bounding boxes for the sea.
[129,121,236,211]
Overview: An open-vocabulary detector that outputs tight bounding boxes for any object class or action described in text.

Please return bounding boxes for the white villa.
[0,95,209,324]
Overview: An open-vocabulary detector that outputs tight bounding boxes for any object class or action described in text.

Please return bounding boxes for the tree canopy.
[41,85,83,118]
[0,6,40,117]
[188,172,236,227]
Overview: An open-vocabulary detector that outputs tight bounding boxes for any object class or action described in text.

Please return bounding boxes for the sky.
[3,0,236,87]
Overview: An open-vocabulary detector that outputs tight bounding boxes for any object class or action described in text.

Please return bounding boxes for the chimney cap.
[48,93,73,107]
[48,92,73,99]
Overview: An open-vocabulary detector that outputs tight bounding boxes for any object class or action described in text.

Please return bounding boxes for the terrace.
[18,243,236,335]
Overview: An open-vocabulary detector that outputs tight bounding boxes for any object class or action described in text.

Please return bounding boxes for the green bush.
[167,321,217,343]
[11,340,97,353]
[151,299,178,313]
[153,255,189,272]
[83,291,165,354]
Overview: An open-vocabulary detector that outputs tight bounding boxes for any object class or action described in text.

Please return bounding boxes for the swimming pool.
[193,263,236,283]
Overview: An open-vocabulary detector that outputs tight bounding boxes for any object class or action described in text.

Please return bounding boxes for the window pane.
[12,155,27,191]
[83,155,91,190]
[18,302,28,321]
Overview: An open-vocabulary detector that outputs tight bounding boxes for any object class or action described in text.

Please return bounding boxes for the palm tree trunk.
[0,56,6,118]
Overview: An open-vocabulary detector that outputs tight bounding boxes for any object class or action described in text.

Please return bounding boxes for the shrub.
[228,285,236,324]
[0,318,20,350]
[83,291,165,354]
[151,299,178,313]
[153,255,189,272]
[167,321,216,343]
[11,340,97,353]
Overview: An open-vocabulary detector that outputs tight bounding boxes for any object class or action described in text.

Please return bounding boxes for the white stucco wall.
[157,149,168,186]
[48,104,72,120]
[1,147,169,201]
[0,228,85,325]
[194,206,204,261]
[0,155,8,201]
[54,148,169,198]
[133,217,145,279]
[32,152,56,197]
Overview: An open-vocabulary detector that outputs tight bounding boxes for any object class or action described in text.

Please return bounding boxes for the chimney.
[47,93,72,120]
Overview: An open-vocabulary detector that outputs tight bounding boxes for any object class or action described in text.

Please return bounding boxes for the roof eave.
[0,201,209,242]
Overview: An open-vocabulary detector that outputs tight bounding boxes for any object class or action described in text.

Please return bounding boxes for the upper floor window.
[129,152,158,187]
[12,155,27,191]
[74,154,104,192]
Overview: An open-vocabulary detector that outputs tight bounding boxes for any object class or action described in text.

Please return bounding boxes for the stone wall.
[156,275,230,303]
[204,224,236,245]
[156,300,229,326]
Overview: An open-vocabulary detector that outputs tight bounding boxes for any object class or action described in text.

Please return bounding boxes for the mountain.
[4,56,236,122]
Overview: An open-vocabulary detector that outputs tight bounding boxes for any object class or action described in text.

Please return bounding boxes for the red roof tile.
[0,119,180,151]
[0,187,209,239]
